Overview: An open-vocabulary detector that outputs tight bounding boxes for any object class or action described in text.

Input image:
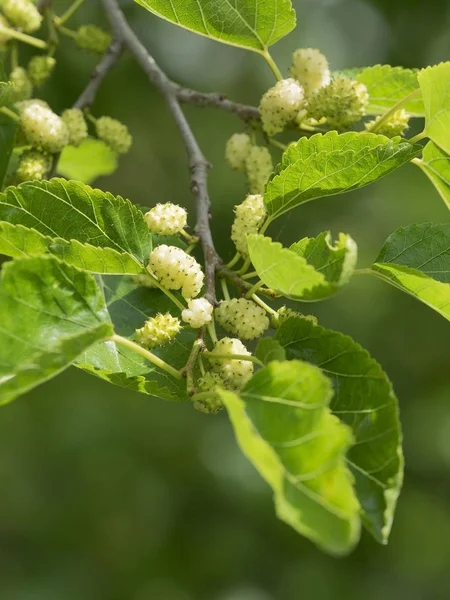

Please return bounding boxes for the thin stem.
[180,229,200,245]
[262,50,283,81]
[251,293,278,318]
[55,0,85,26]
[110,334,182,379]
[236,257,251,275]
[182,337,205,395]
[269,138,288,151]
[366,88,422,134]
[207,321,218,344]
[203,352,263,367]
[226,253,241,269]
[241,271,258,280]
[0,27,48,49]
[10,42,18,71]
[221,278,231,301]
[409,130,427,144]
[198,355,206,376]
[246,279,265,297]
[58,25,77,40]
[353,268,373,275]
[0,107,20,123]
[145,268,186,311]
[259,216,272,236]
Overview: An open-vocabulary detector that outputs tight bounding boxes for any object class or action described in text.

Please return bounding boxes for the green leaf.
[248,232,357,301]
[275,317,403,544]
[371,223,450,321]
[255,338,286,364]
[418,62,450,155]
[0,256,114,404]
[265,132,421,219]
[247,234,325,300]
[76,275,195,402]
[0,112,17,190]
[416,141,450,210]
[57,138,119,184]
[289,232,358,300]
[134,0,296,53]
[219,360,360,555]
[0,179,152,274]
[354,65,424,116]
[0,82,14,107]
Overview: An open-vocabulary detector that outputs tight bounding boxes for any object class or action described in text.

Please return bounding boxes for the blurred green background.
[1,0,450,598]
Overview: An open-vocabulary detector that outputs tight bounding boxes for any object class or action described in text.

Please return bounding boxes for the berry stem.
[145,268,186,311]
[55,0,86,26]
[409,130,427,144]
[236,257,251,275]
[221,278,231,301]
[226,253,241,269]
[246,280,265,297]
[203,352,263,367]
[110,334,183,380]
[182,337,205,395]
[251,294,278,318]
[10,42,19,71]
[0,27,48,49]
[261,50,283,81]
[241,271,258,280]
[366,88,422,134]
[57,25,78,40]
[269,138,288,151]
[0,107,20,123]
[207,321,218,344]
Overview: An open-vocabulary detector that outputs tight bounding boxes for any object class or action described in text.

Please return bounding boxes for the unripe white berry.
[28,56,56,87]
[61,109,88,147]
[144,203,188,235]
[16,149,51,182]
[194,373,225,414]
[149,244,204,298]
[10,67,33,102]
[245,145,273,195]
[225,133,252,172]
[3,0,42,33]
[208,337,254,390]
[291,48,331,96]
[365,109,410,138]
[75,25,111,54]
[182,298,213,328]
[20,101,69,153]
[231,194,266,257]
[260,78,305,136]
[307,75,369,130]
[0,15,12,45]
[215,298,269,340]
[135,313,181,348]
[96,116,132,154]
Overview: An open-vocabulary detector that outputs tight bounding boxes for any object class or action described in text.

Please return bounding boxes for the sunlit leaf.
[0,112,17,189]
[57,138,118,184]
[418,62,450,155]
[416,141,450,210]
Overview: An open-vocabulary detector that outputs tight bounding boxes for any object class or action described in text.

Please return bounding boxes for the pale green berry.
[365,109,410,138]
[290,48,331,97]
[194,373,225,414]
[208,337,254,390]
[245,145,273,195]
[135,313,181,349]
[182,298,213,328]
[149,244,204,298]
[10,67,33,102]
[225,133,252,172]
[131,273,159,288]
[145,203,187,235]
[75,25,112,54]
[96,116,132,154]
[231,194,266,258]
[259,78,305,136]
[61,109,88,147]
[307,75,369,130]
[20,101,69,153]
[2,0,42,33]
[277,306,318,326]
[16,149,51,182]
[0,15,12,45]
[215,298,269,340]
[27,56,56,87]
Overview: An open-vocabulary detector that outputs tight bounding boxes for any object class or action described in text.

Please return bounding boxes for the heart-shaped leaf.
[418,62,450,155]
[57,138,119,184]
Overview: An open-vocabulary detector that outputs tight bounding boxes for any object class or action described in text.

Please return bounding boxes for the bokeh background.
[1,0,450,598]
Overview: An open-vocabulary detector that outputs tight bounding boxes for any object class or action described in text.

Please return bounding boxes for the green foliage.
[275,317,403,543]
[134,0,296,53]
[371,223,450,321]
[0,256,113,405]
[354,65,424,116]
[418,62,450,155]
[0,81,14,107]
[57,138,118,184]
[0,111,17,188]
[416,141,450,210]
[219,359,361,555]
[0,179,152,274]
[265,132,421,219]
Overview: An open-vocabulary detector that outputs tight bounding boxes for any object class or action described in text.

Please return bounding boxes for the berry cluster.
[226,134,273,194]
[215,298,269,340]
[231,194,267,257]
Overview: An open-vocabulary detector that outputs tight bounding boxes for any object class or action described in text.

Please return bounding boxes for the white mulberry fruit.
[145,203,187,235]
[96,116,132,154]
[2,0,42,33]
[182,298,213,328]
[259,78,305,136]
[75,25,111,54]
[208,337,254,390]
[135,313,181,348]
[28,56,56,87]
[307,75,369,130]
[10,67,33,102]
[225,133,252,172]
[16,149,51,182]
[149,245,204,299]
[365,109,410,138]
[61,109,88,147]
[194,373,225,414]
[20,101,69,153]
[245,145,273,195]
[215,298,269,340]
[231,194,266,258]
[290,48,331,97]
